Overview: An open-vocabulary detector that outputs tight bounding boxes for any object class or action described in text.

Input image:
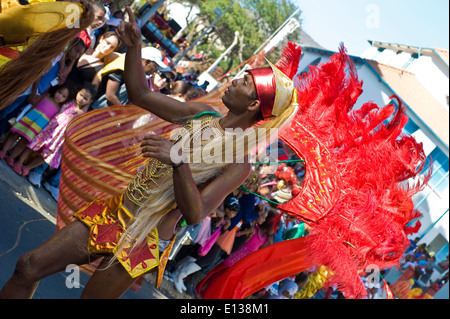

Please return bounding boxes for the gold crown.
[267,60,298,117]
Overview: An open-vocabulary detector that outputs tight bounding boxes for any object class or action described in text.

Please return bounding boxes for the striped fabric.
[0,46,20,66]
[56,84,229,231]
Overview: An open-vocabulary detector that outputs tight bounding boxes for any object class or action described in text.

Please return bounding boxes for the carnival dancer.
[0,6,301,298]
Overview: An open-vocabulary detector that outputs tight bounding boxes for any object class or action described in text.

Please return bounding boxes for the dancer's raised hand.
[116,6,142,47]
[140,134,182,166]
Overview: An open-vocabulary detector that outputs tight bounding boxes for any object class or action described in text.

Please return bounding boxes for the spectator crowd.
[0,1,209,200]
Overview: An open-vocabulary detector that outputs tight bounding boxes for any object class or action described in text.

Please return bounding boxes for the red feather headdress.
[206,43,432,299]
[247,42,302,119]
[278,44,431,298]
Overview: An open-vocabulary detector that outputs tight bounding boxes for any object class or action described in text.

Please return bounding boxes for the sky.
[297,0,449,56]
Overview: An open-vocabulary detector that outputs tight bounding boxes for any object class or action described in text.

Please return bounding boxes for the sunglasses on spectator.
[157,71,172,84]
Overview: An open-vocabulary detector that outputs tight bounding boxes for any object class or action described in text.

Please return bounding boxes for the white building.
[297,40,449,295]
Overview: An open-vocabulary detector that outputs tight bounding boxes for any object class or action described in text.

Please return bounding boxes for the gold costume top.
[125,111,227,207]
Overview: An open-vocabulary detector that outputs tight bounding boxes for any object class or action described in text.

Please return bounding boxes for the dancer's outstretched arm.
[116,7,213,123]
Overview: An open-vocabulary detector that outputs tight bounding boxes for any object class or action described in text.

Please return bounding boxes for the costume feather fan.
[195,43,431,299]
[285,44,431,298]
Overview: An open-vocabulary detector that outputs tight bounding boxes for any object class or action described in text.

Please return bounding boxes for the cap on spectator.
[141,47,171,72]
[278,280,298,298]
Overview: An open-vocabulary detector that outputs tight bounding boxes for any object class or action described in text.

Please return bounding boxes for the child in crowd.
[19,83,97,181]
[184,86,207,101]
[168,80,192,102]
[0,36,88,137]
[167,80,207,102]
[0,84,72,176]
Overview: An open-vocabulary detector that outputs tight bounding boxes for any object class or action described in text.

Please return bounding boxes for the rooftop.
[300,45,449,149]
[367,40,449,67]
[365,59,449,148]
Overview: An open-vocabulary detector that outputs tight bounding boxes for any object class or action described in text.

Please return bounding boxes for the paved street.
[0,160,168,299]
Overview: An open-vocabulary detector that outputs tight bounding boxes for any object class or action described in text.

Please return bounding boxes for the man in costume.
[0,6,301,298]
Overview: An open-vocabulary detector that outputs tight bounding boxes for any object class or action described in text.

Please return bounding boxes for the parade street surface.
[0,158,323,319]
[0,159,168,299]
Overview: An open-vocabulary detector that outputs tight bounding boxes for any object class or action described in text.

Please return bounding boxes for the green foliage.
[170,0,301,75]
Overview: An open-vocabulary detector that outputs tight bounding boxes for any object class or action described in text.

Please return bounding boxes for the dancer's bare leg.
[80,257,141,299]
[0,220,99,299]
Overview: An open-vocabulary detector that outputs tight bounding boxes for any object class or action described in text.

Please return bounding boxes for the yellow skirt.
[74,194,175,284]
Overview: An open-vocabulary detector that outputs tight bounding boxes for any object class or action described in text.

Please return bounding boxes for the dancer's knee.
[13,252,41,283]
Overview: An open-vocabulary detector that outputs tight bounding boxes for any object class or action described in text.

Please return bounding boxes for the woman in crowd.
[66,31,121,90]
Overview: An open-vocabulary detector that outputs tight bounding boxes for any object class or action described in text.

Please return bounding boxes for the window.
[428,234,449,272]
[428,233,447,256]
[434,241,449,271]
[403,118,419,135]
[423,147,449,195]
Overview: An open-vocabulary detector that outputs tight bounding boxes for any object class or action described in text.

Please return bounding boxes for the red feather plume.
[275,42,302,79]
[404,220,422,235]
[206,43,433,300]
[283,43,432,298]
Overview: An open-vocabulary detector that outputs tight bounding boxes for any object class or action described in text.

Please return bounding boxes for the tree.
[201,0,301,76]
[168,0,301,77]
